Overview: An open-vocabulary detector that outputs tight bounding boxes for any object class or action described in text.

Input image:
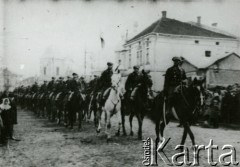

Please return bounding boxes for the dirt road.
[0,109,239,167]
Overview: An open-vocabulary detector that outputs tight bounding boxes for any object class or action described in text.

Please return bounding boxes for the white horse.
[96,72,123,142]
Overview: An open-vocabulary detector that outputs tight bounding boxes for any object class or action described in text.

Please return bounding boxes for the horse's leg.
[155,120,160,142]
[121,108,127,136]
[159,113,170,142]
[105,110,111,142]
[115,106,122,136]
[137,114,143,140]
[96,109,102,133]
[78,109,82,131]
[185,122,195,146]
[180,122,188,146]
[129,113,134,136]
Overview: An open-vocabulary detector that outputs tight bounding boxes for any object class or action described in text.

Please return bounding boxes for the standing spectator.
[9,93,18,140]
[209,94,220,128]
[0,98,12,145]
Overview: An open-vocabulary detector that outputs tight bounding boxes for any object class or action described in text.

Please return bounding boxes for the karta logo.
[142,137,239,166]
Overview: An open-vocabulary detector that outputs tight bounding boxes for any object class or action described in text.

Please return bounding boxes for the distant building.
[39,57,78,81]
[1,68,21,92]
[17,76,38,87]
[182,52,240,88]
[118,11,240,90]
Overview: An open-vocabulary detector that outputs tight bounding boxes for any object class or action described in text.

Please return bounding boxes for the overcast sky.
[1,0,240,78]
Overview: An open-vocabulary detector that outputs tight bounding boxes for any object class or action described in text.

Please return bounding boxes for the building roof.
[127,17,236,44]
[182,52,240,69]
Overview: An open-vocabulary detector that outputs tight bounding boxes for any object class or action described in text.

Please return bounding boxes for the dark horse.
[122,80,204,146]
[67,91,85,130]
[121,82,152,140]
[152,82,204,146]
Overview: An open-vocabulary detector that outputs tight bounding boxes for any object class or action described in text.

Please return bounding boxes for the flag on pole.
[100,33,105,49]
[212,23,218,27]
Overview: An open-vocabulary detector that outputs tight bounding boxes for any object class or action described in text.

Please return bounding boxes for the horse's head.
[190,78,205,108]
[111,73,121,91]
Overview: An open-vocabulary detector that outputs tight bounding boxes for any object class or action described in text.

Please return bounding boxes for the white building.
[40,57,78,81]
[118,11,240,91]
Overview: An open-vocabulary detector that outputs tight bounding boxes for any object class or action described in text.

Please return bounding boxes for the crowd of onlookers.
[0,91,18,146]
[202,83,240,128]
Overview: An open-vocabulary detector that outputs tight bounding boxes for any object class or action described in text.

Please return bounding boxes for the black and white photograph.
[0,0,240,166]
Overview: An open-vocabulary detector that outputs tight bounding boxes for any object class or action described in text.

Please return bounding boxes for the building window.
[56,67,60,76]
[195,40,199,44]
[146,39,150,65]
[216,42,220,45]
[137,42,142,65]
[140,50,143,65]
[205,51,211,57]
[128,46,131,68]
[44,67,47,75]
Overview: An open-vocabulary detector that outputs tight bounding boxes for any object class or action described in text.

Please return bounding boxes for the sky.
[1,0,240,78]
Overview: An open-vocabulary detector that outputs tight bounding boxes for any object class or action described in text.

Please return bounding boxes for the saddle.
[98,88,111,105]
[130,86,139,100]
[55,92,62,101]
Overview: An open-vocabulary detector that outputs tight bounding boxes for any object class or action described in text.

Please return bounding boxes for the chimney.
[162,11,167,18]
[212,23,218,27]
[197,16,201,25]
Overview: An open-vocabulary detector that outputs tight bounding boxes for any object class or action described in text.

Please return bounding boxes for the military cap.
[72,73,78,76]
[44,80,47,83]
[142,69,151,74]
[80,76,84,79]
[93,75,98,77]
[172,57,182,62]
[59,77,63,80]
[133,65,140,70]
[107,62,113,66]
[144,69,151,74]
[52,77,55,79]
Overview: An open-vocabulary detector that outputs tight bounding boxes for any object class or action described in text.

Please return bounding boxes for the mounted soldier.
[31,82,39,93]
[47,77,56,92]
[164,56,187,113]
[56,77,66,93]
[79,76,87,93]
[68,73,80,93]
[88,75,99,94]
[125,65,141,100]
[96,62,113,104]
[39,81,48,93]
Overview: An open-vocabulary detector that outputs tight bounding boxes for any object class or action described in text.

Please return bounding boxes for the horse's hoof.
[138,135,142,140]
[106,138,111,143]
[130,132,134,136]
[115,132,120,136]
[96,129,100,134]
[107,124,111,129]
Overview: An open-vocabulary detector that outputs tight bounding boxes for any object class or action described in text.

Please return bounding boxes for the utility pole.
[84,49,87,76]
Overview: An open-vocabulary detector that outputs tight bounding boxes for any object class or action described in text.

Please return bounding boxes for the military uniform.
[39,82,48,93]
[47,79,55,92]
[164,57,187,113]
[31,83,39,93]
[164,65,186,96]
[68,78,79,92]
[96,68,113,92]
[125,71,141,92]
[140,70,153,100]
[88,77,98,93]
[79,78,87,93]
[56,80,66,93]
[65,77,72,92]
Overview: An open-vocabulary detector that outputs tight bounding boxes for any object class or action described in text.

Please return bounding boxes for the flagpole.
[84,49,86,76]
